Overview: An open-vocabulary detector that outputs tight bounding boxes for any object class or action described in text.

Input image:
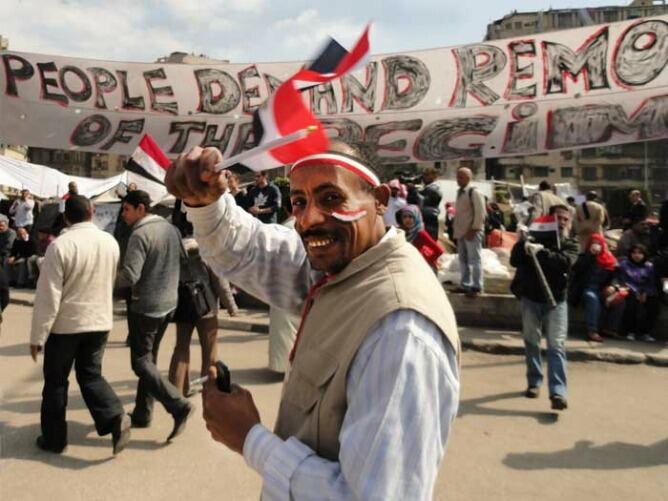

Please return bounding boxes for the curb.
[461,339,668,367]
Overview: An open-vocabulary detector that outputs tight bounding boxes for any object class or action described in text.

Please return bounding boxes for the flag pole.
[213,126,318,173]
[527,245,557,308]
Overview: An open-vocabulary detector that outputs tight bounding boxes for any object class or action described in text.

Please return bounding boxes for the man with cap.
[530,181,564,219]
[165,141,460,500]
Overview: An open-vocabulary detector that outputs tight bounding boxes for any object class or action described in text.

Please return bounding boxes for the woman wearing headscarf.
[569,233,624,342]
[396,205,444,269]
[618,244,659,342]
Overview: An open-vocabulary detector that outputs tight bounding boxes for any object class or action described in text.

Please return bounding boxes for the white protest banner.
[1,16,667,164]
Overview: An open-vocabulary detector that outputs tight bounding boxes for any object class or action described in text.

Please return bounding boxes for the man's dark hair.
[539,180,551,191]
[566,196,575,203]
[65,195,92,224]
[549,204,570,215]
[586,191,598,201]
[123,190,152,210]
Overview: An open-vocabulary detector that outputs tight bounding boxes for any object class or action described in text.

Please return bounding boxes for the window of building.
[514,21,522,29]
[603,10,618,23]
[561,167,574,178]
[505,23,512,30]
[557,13,573,28]
[603,166,620,181]
[581,148,597,158]
[562,151,573,160]
[531,166,549,178]
[653,168,668,181]
[582,167,598,181]
[621,166,643,181]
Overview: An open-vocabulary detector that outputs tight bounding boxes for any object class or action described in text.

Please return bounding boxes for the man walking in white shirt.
[10,189,36,232]
[166,141,460,500]
[30,195,130,454]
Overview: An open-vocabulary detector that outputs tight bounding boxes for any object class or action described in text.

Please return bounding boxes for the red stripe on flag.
[334,25,370,76]
[139,134,171,169]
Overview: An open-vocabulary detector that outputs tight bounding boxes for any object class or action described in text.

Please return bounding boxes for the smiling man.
[165,141,460,500]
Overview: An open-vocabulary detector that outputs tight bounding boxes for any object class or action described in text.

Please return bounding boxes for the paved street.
[1,297,667,501]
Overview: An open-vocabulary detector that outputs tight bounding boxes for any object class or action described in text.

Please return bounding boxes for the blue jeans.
[582,288,624,332]
[458,231,484,292]
[521,298,568,397]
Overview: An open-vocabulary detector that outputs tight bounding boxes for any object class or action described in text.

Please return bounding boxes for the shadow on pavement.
[503,439,668,470]
[458,391,559,425]
[0,420,166,470]
[217,333,265,345]
[461,359,524,370]
[0,342,32,357]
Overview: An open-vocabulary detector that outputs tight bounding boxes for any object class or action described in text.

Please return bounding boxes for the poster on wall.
[1,16,667,164]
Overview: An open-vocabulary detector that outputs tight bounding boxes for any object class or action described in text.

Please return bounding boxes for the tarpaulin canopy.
[0,154,169,202]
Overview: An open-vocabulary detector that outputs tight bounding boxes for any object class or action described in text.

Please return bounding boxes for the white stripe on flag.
[131,148,167,182]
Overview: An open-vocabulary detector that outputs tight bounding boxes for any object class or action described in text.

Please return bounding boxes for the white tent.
[0,154,169,203]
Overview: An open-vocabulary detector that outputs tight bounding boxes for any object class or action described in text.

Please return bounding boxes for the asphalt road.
[1,301,666,501]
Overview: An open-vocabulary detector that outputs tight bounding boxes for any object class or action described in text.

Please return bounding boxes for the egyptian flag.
[291,25,371,90]
[529,214,561,249]
[126,134,171,184]
[240,25,371,172]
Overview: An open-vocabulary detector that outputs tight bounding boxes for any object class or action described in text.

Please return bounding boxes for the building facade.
[484,0,668,204]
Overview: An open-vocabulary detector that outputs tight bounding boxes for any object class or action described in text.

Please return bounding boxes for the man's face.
[456,170,470,188]
[228,175,239,191]
[630,192,640,203]
[21,190,29,200]
[121,202,144,226]
[554,208,571,234]
[254,173,268,188]
[634,221,650,235]
[17,227,28,240]
[290,164,382,275]
[128,182,137,192]
[68,182,78,194]
[423,171,435,185]
[0,221,7,233]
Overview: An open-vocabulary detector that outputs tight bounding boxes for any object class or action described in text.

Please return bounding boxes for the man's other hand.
[30,344,42,362]
[165,146,228,207]
[202,366,261,454]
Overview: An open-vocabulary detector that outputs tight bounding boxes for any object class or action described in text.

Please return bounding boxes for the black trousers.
[41,332,123,450]
[128,311,187,424]
[623,294,659,336]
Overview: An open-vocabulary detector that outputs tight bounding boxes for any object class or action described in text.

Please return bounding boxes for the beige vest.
[274,231,460,461]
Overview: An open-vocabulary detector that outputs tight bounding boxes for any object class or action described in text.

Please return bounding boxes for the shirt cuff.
[185,194,232,235]
[243,425,315,493]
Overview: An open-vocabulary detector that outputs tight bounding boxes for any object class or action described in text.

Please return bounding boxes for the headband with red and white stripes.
[289,153,380,187]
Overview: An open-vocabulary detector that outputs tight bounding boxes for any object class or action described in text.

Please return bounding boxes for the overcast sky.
[0,0,632,63]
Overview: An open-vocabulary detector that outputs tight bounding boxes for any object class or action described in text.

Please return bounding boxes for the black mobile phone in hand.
[215,360,231,393]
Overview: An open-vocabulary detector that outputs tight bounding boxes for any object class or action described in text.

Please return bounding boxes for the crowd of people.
[2,143,665,498]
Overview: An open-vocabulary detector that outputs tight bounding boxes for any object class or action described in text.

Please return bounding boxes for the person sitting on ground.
[486,202,505,232]
[574,191,609,249]
[168,238,237,397]
[622,190,649,230]
[396,205,444,270]
[5,227,37,287]
[616,219,653,258]
[0,215,16,267]
[569,233,624,343]
[618,244,659,342]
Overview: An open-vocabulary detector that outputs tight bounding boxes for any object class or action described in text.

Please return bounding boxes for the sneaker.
[525,386,540,399]
[111,414,131,455]
[35,436,67,454]
[640,334,657,343]
[587,331,604,343]
[550,395,568,411]
[167,403,194,442]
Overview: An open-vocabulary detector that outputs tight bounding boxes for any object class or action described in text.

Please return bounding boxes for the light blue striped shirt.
[187,194,460,500]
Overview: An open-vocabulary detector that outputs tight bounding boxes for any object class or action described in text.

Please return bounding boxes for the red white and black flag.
[238,25,371,172]
[529,214,561,249]
[126,133,171,184]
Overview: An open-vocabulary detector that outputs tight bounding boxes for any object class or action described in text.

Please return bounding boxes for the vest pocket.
[287,350,339,412]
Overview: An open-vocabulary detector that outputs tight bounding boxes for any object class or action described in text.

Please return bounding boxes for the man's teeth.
[308,238,334,248]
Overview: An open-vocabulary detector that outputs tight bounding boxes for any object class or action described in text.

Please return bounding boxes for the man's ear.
[375,184,391,214]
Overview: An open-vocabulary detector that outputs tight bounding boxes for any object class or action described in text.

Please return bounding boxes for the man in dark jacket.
[510,205,578,410]
[116,190,193,441]
[247,171,281,224]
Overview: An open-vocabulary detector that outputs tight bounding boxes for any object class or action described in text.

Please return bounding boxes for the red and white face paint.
[330,209,368,222]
